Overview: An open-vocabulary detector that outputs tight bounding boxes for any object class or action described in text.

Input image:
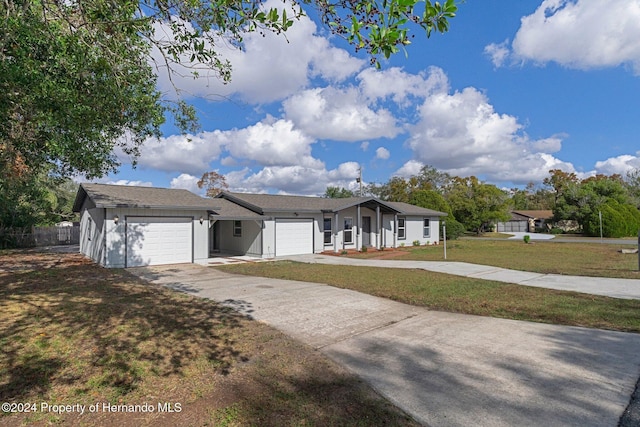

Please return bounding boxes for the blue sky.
[96,0,640,195]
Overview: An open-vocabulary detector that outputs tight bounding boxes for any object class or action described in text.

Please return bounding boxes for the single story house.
[496,210,554,233]
[73,183,447,268]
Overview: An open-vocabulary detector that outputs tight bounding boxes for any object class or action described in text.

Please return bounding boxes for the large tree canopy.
[1,0,457,182]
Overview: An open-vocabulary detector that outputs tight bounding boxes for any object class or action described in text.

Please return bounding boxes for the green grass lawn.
[352,238,640,278]
[218,259,640,333]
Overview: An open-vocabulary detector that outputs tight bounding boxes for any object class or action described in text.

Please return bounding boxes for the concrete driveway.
[130,264,640,427]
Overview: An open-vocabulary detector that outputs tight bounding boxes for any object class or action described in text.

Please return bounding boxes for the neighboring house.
[496,210,554,233]
[73,183,447,268]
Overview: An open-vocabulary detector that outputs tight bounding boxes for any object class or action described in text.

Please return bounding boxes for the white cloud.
[532,136,564,153]
[406,84,575,184]
[595,154,640,175]
[360,141,370,151]
[151,0,364,104]
[283,87,400,141]
[375,147,390,160]
[224,119,322,168]
[226,161,361,195]
[488,0,640,73]
[170,173,202,194]
[137,131,226,174]
[135,117,323,174]
[394,160,424,178]
[106,179,153,187]
[484,40,511,68]
[357,66,449,104]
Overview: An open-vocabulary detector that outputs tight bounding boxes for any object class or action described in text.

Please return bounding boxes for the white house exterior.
[73,184,447,268]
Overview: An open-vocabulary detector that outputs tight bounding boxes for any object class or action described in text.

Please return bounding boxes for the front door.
[362,216,371,247]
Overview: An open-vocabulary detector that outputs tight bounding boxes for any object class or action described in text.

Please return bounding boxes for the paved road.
[285,254,640,300]
[130,264,640,427]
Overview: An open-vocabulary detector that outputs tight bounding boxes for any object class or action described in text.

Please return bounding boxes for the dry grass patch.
[219,261,640,333]
[0,250,417,426]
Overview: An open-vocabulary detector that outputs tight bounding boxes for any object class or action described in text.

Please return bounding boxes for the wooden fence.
[0,226,80,249]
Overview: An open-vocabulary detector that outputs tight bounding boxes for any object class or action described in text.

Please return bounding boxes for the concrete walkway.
[285,254,640,300]
[130,263,640,427]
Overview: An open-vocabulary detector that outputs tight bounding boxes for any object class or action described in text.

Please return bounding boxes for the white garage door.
[126,217,192,267]
[275,219,314,256]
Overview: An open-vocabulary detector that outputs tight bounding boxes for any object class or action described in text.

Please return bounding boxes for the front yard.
[0,250,416,426]
[346,238,640,278]
[219,239,640,333]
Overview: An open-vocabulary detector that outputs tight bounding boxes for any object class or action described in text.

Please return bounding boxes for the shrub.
[441,219,465,240]
[584,200,640,237]
[523,235,530,244]
[413,240,420,246]
[361,246,368,252]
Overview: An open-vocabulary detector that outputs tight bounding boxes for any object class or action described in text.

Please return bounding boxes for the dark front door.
[362,216,371,246]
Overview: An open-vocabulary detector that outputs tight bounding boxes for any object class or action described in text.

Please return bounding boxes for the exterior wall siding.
[381,214,440,247]
[79,202,105,265]
[217,219,262,256]
[101,207,208,268]
[403,215,439,245]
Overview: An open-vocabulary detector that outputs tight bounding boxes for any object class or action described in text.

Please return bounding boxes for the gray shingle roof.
[219,192,446,216]
[73,183,216,212]
[74,184,447,218]
[207,198,265,220]
[384,201,448,217]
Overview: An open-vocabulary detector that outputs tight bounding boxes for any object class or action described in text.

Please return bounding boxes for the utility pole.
[356,165,363,196]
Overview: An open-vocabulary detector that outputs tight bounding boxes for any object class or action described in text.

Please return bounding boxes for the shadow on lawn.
[0,252,247,402]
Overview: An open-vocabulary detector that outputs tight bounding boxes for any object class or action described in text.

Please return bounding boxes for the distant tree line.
[325,166,640,239]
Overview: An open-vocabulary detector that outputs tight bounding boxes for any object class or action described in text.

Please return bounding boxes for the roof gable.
[512,210,554,219]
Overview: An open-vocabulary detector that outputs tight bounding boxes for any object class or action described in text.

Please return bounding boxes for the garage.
[126,216,193,267]
[275,218,314,256]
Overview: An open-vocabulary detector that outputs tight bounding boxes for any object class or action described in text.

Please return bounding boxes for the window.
[233,220,242,237]
[323,218,332,245]
[344,217,353,244]
[423,218,430,238]
[397,218,405,240]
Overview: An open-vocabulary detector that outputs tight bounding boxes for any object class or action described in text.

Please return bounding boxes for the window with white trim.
[344,217,353,244]
[423,218,430,238]
[397,218,405,240]
[233,220,242,237]
[323,217,332,245]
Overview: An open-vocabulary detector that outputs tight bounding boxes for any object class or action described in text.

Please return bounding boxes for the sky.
[94,0,640,196]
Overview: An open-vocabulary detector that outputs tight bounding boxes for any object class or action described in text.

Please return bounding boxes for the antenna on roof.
[355,165,363,196]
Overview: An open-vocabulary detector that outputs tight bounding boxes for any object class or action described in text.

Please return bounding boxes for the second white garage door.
[275,218,314,256]
[126,217,193,267]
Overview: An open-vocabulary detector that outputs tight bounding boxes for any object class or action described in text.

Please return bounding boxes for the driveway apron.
[129,264,640,427]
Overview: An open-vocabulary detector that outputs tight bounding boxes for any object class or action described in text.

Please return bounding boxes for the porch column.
[376,206,381,249]
[394,213,398,248]
[356,204,361,251]
[334,212,339,253]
